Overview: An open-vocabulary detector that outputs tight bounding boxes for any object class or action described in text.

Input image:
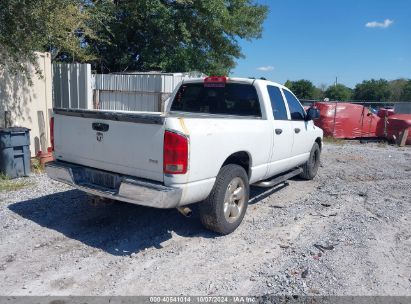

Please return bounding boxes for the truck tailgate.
[53,109,165,182]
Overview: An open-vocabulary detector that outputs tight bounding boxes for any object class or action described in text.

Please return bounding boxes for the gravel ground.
[0,141,410,296]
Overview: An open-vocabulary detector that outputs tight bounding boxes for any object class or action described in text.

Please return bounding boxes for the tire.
[299,142,321,180]
[199,164,249,235]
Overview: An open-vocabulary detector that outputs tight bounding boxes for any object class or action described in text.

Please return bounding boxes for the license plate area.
[74,167,121,190]
[87,171,118,189]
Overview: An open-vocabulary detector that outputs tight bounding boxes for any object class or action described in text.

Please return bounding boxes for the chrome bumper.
[45,161,182,208]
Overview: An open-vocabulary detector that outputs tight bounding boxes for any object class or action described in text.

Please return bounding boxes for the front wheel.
[199,164,249,235]
[299,142,321,180]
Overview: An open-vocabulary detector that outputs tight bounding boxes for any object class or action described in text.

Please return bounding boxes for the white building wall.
[0,52,53,156]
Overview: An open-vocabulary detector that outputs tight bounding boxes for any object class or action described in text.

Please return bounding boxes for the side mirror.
[305,107,320,121]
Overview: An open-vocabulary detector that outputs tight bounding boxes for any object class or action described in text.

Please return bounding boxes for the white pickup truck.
[46,76,323,234]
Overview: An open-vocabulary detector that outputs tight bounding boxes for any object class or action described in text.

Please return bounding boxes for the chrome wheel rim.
[223,177,246,223]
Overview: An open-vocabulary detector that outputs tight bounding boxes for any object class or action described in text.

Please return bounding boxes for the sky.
[230,0,411,88]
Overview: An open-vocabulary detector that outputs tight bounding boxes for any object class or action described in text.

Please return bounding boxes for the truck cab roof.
[182,77,288,90]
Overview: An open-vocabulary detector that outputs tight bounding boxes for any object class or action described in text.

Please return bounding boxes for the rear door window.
[267,85,288,120]
[171,83,261,117]
[283,89,306,120]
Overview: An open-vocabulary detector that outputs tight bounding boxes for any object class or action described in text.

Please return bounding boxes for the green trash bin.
[0,127,31,178]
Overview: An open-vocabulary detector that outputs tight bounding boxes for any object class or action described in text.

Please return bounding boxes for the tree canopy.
[389,79,409,102]
[324,84,353,101]
[284,79,316,100]
[353,79,391,102]
[400,80,411,101]
[0,0,99,76]
[282,79,411,102]
[0,0,268,76]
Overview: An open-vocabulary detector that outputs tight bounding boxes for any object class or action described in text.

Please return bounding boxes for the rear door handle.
[92,122,109,132]
[294,128,301,134]
[275,129,283,135]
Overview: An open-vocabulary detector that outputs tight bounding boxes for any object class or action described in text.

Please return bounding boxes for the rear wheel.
[299,142,321,180]
[199,164,249,235]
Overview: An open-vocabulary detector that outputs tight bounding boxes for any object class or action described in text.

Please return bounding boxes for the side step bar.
[253,167,303,188]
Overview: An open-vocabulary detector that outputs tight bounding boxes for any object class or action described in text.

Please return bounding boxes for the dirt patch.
[0,142,410,296]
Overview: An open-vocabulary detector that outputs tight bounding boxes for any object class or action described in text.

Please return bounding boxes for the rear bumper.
[45,161,182,208]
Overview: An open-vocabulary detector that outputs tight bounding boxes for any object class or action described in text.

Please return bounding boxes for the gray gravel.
[0,141,410,296]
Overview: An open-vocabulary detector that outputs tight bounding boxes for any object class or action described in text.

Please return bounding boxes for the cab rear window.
[170,83,261,117]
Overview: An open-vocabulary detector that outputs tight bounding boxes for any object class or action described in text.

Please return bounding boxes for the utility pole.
[335,76,338,86]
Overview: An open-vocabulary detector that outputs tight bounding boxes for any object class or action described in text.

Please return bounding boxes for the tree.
[284,79,316,99]
[1,0,268,76]
[315,83,328,100]
[353,79,391,102]
[324,84,353,101]
[400,80,411,101]
[312,87,324,100]
[389,79,408,102]
[0,0,101,77]
[89,0,268,75]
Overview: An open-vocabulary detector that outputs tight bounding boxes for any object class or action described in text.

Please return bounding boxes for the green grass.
[0,174,33,192]
[31,158,44,174]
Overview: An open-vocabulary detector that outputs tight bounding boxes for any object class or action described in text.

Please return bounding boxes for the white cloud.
[365,19,394,28]
[257,65,274,72]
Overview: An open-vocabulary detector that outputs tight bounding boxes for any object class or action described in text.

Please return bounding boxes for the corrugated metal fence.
[52,65,202,112]
[94,73,201,112]
[53,64,93,109]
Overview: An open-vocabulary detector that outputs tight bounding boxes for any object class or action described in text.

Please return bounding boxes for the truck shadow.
[8,189,213,256]
[8,183,288,256]
[249,182,289,205]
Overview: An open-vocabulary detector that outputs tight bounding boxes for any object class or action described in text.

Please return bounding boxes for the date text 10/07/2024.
[149,296,257,303]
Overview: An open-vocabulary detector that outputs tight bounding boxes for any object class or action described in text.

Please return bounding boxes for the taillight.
[163,131,188,174]
[50,117,54,151]
[204,76,227,87]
